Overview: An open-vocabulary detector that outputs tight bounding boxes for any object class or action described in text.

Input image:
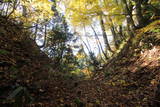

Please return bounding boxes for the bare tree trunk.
[83,25,92,53]
[99,15,113,53]
[7,0,19,18]
[62,15,68,39]
[91,25,108,60]
[96,41,106,63]
[34,21,38,41]
[81,38,92,54]
[127,22,134,37]
[122,0,136,30]
[1,3,6,15]
[34,24,38,40]
[117,25,125,40]
[22,5,27,17]
[134,0,145,27]
[110,26,119,49]
[5,2,10,16]
[39,24,47,48]
[108,17,120,49]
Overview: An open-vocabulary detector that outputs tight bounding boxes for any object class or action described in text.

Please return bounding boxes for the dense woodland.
[0,0,160,106]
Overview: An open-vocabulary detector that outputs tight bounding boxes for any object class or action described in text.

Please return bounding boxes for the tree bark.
[34,23,38,41]
[22,5,27,17]
[134,0,145,27]
[99,15,113,53]
[122,0,136,30]
[110,26,119,49]
[7,0,19,18]
[39,24,47,48]
[91,25,108,60]
[83,25,92,53]
[117,25,125,41]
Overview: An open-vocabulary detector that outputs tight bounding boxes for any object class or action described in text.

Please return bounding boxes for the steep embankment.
[64,21,160,107]
[0,16,160,107]
[99,21,160,106]
[0,16,54,106]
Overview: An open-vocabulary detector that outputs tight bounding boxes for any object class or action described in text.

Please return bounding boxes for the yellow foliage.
[65,0,101,27]
[81,68,91,76]
[76,53,85,59]
[11,0,54,24]
[65,0,124,28]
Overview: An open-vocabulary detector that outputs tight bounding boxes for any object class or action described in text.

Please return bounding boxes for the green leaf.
[0,49,9,55]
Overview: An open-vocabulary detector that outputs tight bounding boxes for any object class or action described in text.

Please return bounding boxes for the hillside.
[0,15,160,107]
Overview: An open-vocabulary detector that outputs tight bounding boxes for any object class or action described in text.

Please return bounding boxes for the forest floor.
[0,16,160,107]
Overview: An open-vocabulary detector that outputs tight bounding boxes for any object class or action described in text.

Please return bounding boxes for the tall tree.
[91,25,108,60]
[99,15,113,53]
[133,0,145,27]
[121,0,136,29]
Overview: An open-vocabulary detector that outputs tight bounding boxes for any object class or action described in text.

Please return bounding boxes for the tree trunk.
[127,22,135,37]
[110,26,119,49]
[83,25,92,53]
[34,23,38,41]
[122,0,136,30]
[134,0,145,27]
[99,15,113,53]
[7,0,19,18]
[22,5,27,17]
[91,25,108,60]
[117,25,125,41]
[39,24,47,48]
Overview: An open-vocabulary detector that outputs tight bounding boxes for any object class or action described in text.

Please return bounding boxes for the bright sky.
[37,1,114,56]
[56,2,113,56]
[71,25,113,56]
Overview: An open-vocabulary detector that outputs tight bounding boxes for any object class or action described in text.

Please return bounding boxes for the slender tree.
[99,15,113,53]
[91,25,108,60]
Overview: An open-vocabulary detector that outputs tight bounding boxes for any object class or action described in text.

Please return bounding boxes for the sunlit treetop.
[65,0,101,27]
[65,0,125,27]
[11,0,54,24]
[101,0,125,27]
